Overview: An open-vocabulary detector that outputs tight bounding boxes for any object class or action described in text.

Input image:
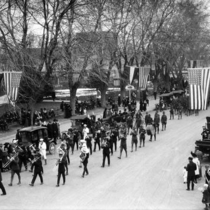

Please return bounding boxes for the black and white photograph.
[0,0,210,209]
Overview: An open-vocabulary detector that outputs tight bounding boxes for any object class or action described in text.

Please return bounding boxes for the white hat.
[13,139,18,144]
[40,138,44,141]
[84,124,87,127]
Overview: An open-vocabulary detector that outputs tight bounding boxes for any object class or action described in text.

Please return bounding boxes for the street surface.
[0,98,208,210]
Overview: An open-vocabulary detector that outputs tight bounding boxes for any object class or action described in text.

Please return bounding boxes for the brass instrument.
[56,148,65,165]
[3,152,18,168]
[79,152,86,162]
[30,155,41,164]
[29,144,37,156]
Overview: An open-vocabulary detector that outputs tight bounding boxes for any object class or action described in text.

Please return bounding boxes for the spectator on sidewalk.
[161,111,167,131]
[52,119,59,145]
[186,157,196,191]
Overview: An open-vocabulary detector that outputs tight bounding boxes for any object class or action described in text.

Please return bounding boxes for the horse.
[146,123,156,141]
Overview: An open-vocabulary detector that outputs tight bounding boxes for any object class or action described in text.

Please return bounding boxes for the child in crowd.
[202,183,210,209]
[183,166,187,184]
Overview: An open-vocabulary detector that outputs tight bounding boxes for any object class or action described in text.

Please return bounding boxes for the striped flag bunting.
[3,71,22,102]
[188,68,210,110]
[129,66,139,84]
[139,67,150,89]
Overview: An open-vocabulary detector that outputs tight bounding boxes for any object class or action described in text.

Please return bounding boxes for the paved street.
[0,98,208,210]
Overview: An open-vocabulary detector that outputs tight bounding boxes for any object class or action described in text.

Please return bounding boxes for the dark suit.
[186,161,197,190]
[31,158,43,184]
[57,160,66,185]
[82,153,89,176]
[102,147,110,167]
[52,122,58,144]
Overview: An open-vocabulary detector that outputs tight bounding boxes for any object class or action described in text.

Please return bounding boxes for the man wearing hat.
[56,151,66,187]
[8,151,21,186]
[29,150,43,186]
[81,145,89,178]
[186,157,197,191]
[39,138,47,165]
[118,125,128,159]
[101,136,111,167]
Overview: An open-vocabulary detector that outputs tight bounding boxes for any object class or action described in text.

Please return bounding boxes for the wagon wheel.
[49,142,56,155]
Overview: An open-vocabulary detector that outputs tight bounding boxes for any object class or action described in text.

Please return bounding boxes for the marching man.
[39,138,47,165]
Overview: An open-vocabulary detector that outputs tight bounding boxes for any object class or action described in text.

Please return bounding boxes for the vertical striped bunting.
[188,68,210,110]
[3,71,22,102]
[139,67,150,89]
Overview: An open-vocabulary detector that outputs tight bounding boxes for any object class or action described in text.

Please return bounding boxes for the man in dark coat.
[56,152,66,186]
[8,152,21,186]
[186,157,197,191]
[111,129,118,152]
[29,152,43,186]
[47,121,53,139]
[118,126,128,159]
[0,169,6,195]
[52,119,58,144]
[94,130,101,152]
[145,112,150,126]
[101,137,111,167]
[161,111,167,131]
[154,111,160,134]
[126,115,133,134]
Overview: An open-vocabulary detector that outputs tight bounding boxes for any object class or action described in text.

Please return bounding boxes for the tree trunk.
[30,104,34,126]
[120,83,126,99]
[100,88,107,108]
[70,86,77,115]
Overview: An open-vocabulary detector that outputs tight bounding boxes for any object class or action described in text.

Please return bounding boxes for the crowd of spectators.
[21,108,56,127]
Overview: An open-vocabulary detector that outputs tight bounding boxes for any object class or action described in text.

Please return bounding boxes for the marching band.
[0,107,152,193]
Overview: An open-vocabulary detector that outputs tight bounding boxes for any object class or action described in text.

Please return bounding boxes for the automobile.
[18,126,56,154]
[61,115,92,140]
[195,117,210,158]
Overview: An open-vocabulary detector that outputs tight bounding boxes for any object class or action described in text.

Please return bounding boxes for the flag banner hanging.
[188,68,210,110]
[123,66,130,80]
[128,66,139,85]
[139,67,150,89]
[129,66,135,84]
[3,71,22,102]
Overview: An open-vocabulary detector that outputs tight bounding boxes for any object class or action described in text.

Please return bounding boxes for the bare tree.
[152,0,210,89]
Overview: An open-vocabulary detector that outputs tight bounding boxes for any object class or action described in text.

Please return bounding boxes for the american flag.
[188,68,210,110]
[129,66,139,84]
[3,71,22,102]
[139,67,150,89]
